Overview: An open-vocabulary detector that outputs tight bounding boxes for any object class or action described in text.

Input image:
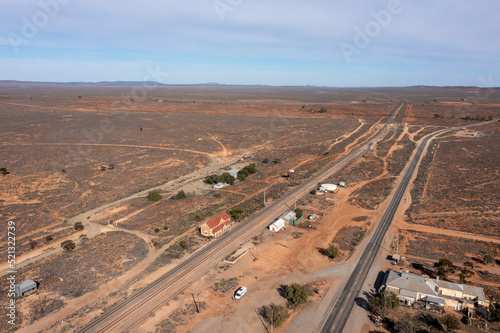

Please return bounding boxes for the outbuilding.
[15,280,37,297]
[320,184,338,192]
[269,218,286,232]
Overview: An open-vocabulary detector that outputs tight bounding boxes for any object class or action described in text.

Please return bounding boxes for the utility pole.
[294,196,297,210]
[264,190,266,206]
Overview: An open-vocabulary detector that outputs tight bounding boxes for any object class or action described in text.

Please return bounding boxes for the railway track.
[78,103,405,332]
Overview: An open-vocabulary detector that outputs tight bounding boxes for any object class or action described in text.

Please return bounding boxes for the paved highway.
[78,103,404,332]
[318,120,495,333]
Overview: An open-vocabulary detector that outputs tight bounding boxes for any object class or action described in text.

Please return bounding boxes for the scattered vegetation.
[147,190,162,201]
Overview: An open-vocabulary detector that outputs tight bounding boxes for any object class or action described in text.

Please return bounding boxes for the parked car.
[234,286,247,300]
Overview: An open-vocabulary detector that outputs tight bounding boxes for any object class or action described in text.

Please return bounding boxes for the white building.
[320,184,337,192]
[269,217,286,232]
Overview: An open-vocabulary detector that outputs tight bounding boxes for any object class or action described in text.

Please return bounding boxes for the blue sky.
[1,0,499,87]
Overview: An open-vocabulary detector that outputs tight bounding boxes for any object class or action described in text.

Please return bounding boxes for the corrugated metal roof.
[426,296,446,305]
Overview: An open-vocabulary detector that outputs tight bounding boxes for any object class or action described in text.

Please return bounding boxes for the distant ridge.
[0,80,497,89]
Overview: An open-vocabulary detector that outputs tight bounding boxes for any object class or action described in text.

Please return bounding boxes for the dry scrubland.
[0,82,499,331]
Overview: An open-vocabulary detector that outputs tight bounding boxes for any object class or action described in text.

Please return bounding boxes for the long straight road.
[319,120,496,333]
[77,103,405,332]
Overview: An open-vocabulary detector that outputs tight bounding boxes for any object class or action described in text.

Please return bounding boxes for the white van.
[234,286,247,300]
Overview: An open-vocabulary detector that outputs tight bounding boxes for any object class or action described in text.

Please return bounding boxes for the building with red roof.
[200,212,234,238]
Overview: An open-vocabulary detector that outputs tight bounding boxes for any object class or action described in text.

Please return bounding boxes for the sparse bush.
[325,243,339,260]
[441,314,460,331]
[272,158,281,164]
[163,226,169,230]
[285,283,308,307]
[214,193,221,198]
[45,235,53,242]
[229,209,244,220]
[29,239,38,250]
[173,190,187,200]
[180,240,189,249]
[262,158,269,163]
[368,291,399,318]
[61,240,76,252]
[0,167,9,175]
[154,228,160,233]
[484,254,494,264]
[263,304,289,327]
[147,190,162,201]
[74,222,84,231]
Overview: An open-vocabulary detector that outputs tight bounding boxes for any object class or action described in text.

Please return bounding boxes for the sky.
[0,0,499,87]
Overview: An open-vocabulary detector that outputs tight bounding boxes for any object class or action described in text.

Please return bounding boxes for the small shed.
[339,181,346,187]
[269,218,286,232]
[15,280,37,297]
[280,211,296,223]
[308,213,317,221]
[320,184,337,192]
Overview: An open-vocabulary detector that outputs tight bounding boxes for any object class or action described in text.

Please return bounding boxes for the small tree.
[325,243,339,260]
[74,222,84,231]
[368,291,399,318]
[285,283,308,307]
[294,208,303,218]
[45,235,53,242]
[154,228,160,233]
[147,190,162,201]
[163,226,169,230]
[0,167,9,175]
[180,240,189,249]
[264,304,289,328]
[61,240,76,252]
[310,189,317,195]
[435,258,454,279]
[441,314,460,331]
